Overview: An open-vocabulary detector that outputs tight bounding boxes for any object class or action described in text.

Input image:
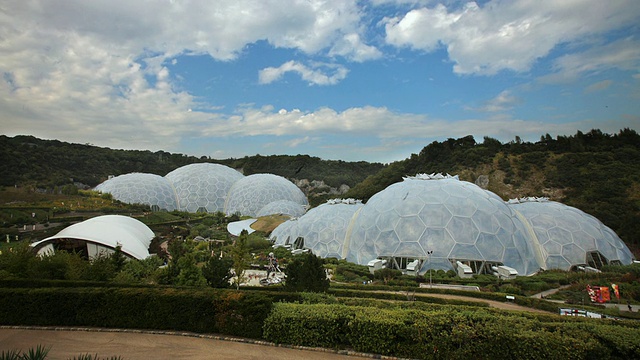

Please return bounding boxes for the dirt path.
[0,328,366,360]
[411,292,553,313]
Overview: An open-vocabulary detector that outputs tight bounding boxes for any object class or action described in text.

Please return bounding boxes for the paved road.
[0,328,365,360]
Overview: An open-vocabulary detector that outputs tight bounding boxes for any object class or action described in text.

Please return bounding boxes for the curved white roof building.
[165,163,244,213]
[31,215,154,260]
[95,173,178,211]
[224,174,308,217]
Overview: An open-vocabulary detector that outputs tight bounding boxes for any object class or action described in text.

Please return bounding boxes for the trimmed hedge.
[330,284,560,312]
[328,288,490,307]
[263,303,640,359]
[0,287,299,338]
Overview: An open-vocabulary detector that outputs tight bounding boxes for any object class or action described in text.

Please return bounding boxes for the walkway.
[0,327,372,360]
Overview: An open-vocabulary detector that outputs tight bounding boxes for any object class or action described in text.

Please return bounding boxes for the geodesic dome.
[95,173,178,211]
[31,215,153,260]
[345,174,540,276]
[224,174,308,217]
[256,200,307,218]
[165,163,244,213]
[270,199,364,259]
[509,198,634,271]
[270,218,300,247]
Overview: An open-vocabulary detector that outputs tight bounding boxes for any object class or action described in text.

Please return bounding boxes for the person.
[628,301,633,312]
[266,252,278,279]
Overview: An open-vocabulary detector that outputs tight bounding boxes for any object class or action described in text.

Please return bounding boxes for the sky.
[1,0,639,163]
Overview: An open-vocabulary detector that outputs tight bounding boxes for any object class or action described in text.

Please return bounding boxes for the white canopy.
[31,215,154,260]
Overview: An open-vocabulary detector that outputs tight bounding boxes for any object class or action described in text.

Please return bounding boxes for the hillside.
[1,130,638,252]
[345,129,640,252]
[0,135,384,199]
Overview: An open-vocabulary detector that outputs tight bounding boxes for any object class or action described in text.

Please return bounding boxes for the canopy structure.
[31,215,154,260]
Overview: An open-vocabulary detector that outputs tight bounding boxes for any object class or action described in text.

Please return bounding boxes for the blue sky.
[1,1,639,163]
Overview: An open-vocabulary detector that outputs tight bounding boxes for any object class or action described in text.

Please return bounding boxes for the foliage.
[0,345,50,360]
[373,268,402,285]
[0,287,282,339]
[229,231,252,289]
[328,260,372,283]
[201,256,233,288]
[264,303,640,359]
[284,252,329,293]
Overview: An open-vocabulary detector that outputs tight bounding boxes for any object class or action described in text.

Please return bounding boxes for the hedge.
[0,287,299,339]
[328,288,490,307]
[263,303,640,359]
[329,284,560,312]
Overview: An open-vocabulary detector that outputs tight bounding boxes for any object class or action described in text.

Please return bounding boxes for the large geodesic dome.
[257,200,307,218]
[94,173,178,211]
[224,174,308,217]
[165,163,244,213]
[345,175,540,276]
[271,199,364,259]
[509,198,634,271]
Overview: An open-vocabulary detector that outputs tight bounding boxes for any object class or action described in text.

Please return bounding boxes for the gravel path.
[0,328,377,360]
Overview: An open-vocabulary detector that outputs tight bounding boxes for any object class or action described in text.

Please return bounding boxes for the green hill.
[0,135,384,192]
[345,129,640,252]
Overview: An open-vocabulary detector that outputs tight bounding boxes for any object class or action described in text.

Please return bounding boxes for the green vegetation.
[284,252,329,292]
[346,129,640,252]
[0,135,383,197]
[264,303,640,359]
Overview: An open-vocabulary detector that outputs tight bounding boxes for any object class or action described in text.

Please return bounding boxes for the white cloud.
[584,80,613,94]
[328,33,382,62]
[198,104,635,146]
[541,37,640,83]
[284,136,312,147]
[258,61,349,85]
[467,90,520,112]
[384,0,640,75]
[0,0,375,151]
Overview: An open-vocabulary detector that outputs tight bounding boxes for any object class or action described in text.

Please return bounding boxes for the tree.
[230,230,252,289]
[374,267,402,285]
[175,253,207,287]
[285,252,329,293]
[202,256,233,288]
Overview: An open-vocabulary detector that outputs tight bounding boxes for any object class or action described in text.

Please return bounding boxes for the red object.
[612,284,620,299]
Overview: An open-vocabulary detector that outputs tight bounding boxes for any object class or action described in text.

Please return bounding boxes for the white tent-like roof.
[31,215,154,260]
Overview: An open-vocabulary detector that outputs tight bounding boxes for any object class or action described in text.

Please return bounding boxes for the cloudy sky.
[1,0,639,163]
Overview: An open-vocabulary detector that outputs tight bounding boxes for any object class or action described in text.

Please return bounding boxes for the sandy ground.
[0,328,365,360]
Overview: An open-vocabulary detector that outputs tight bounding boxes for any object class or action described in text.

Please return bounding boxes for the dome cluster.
[271,174,634,275]
[95,164,308,217]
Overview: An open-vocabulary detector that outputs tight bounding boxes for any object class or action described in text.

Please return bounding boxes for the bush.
[0,287,276,339]
[285,253,329,293]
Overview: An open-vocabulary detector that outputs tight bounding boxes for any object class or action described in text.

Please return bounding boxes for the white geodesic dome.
[95,173,178,211]
[256,200,307,218]
[270,218,300,247]
[165,163,244,213]
[509,198,634,271]
[224,174,308,217]
[270,199,364,259]
[345,175,540,276]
